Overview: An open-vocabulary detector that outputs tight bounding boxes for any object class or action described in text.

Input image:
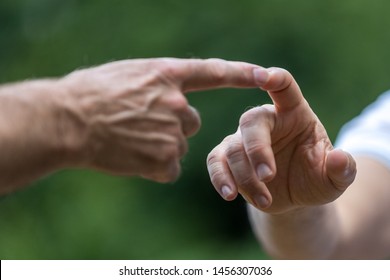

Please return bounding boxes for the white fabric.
[335,90,390,169]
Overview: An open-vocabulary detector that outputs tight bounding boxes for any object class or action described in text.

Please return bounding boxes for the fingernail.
[255,195,270,209]
[253,68,269,86]
[257,163,273,181]
[343,166,357,185]
[221,185,233,200]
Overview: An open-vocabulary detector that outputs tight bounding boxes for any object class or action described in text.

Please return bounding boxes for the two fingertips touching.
[253,67,270,87]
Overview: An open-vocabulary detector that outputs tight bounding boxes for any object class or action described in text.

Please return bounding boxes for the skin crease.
[3,57,388,258]
[207,67,390,259]
[207,67,357,214]
[0,58,262,195]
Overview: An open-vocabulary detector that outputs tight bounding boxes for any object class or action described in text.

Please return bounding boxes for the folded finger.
[207,135,239,201]
[225,133,272,209]
[179,105,201,137]
[239,105,277,183]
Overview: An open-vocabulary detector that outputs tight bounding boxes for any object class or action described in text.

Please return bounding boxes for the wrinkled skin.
[207,67,356,214]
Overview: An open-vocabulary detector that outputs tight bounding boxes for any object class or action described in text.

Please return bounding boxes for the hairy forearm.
[0,79,80,194]
[248,203,342,259]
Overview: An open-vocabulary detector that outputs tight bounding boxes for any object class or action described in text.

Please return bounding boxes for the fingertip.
[221,185,238,201]
[184,106,201,137]
[253,67,270,87]
[206,140,239,202]
[327,149,357,189]
[254,194,272,209]
[242,191,273,210]
[256,163,274,182]
[327,149,351,171]
[256,67,303,111]
[141,160,181,183]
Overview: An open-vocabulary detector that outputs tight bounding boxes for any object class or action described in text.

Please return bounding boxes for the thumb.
[326,149,357,190]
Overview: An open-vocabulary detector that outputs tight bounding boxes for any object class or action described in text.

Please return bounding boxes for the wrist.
[259,204,334,229]
[50,77,90,168]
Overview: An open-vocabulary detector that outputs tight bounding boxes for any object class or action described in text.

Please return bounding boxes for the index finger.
[253,67,304,111]
[162,58,261,93]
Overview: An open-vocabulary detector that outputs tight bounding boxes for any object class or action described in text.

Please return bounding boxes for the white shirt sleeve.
[334,90,390,169]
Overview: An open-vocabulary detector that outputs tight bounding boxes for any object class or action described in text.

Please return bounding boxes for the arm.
[0,58,261,195]
[0,79,72,194]
[207,67,390,259]
[249,156,390,259]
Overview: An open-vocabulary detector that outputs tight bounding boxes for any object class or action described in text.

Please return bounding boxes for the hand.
[207,67,357,213]
[59,58,260,183]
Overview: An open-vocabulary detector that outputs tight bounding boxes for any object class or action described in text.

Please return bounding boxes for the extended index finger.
[253,67,304,111]
[161,58,261,93]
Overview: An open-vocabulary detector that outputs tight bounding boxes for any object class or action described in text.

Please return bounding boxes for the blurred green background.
[1,0,390,259]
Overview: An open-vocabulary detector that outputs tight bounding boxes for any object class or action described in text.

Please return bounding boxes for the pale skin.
[207,67,390,259]
[0,58,262,195]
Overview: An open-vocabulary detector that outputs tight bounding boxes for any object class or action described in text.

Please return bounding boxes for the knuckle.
[208,166,226,186]
[245,142,270,158]
[222,134,235,143]
[225,141,245,162]
[157,58,181,79]
[152,162,181,183]
[160,92,189,113]
[239,110,257,128]
[239,107,264,127]
[239,105,275,128]
[162,167,181,182]
[170,93,189,112]
[206,58,226,64]
[237,174,258,188]
[206,149,222,167]
[269,67,293,92]
[157,135,187,162]
[156,143,180,163]
[148,151,182,183]
[206,58,227,83]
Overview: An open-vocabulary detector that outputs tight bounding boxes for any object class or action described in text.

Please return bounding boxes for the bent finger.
[141,159,181,183]
[179,105,201,137]
[239,105,277,182]
[207,135,239,201]
[157,91,201,137]
[225,133,272,209]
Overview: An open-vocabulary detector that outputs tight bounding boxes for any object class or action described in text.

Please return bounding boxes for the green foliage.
[1,0,390,259]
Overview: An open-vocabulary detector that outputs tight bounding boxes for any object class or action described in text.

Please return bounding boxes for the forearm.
[248,203,342,259]
[249,157,390,260]
[0,79,81,194]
